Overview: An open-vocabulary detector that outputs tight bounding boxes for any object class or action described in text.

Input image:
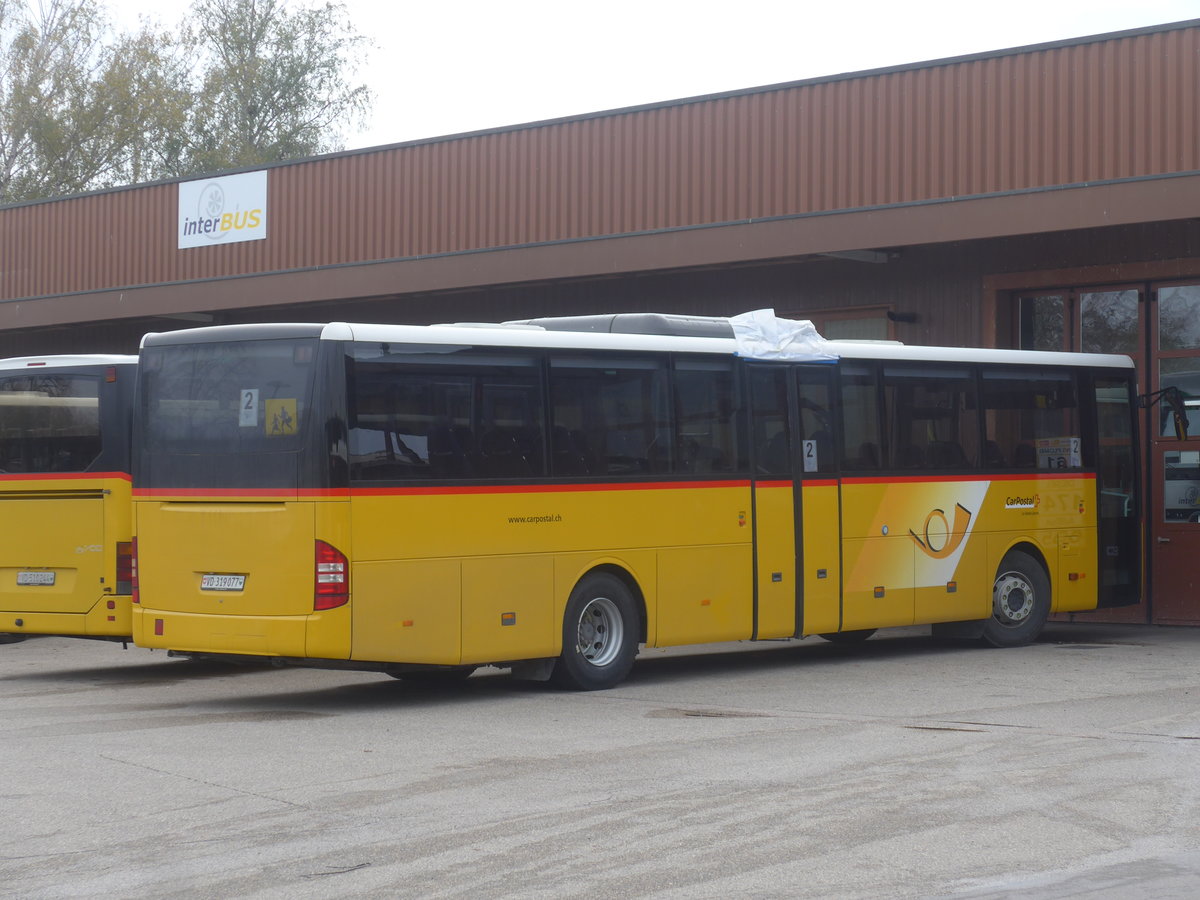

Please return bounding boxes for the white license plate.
[17,571,55,586]
[200,574,245,591]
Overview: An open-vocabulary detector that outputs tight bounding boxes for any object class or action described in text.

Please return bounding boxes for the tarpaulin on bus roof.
[730,309,839,361]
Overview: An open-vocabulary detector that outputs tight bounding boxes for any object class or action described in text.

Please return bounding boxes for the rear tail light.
[314,540,348,610]
[130,537,139,604]
[116,541,133,594]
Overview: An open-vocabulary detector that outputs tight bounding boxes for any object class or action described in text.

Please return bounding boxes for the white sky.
[106,0,1200,151]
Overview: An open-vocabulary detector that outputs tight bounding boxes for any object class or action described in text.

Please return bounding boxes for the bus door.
[794,366,841,635]
[747,364,840,639]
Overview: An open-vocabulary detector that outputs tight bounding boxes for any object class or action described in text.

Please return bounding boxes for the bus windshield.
[141,338,317,454]
[0,374,101,473]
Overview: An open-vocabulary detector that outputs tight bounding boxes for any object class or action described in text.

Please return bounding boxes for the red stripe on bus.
[351,480,752,497]
[753,480,838,488]
[133,480,752,499]
[131,472,1093,499]
[132,487,350,498]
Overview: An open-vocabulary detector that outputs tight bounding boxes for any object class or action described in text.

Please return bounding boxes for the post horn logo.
[909,503,973,559]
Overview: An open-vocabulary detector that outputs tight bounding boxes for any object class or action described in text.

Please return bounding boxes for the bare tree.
[0,0,188,202]
[0,0,373,203]
[180,0,372,173]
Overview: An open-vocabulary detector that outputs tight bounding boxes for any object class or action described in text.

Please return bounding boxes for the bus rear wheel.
[982,550,1050,648]
[551,573,639,691]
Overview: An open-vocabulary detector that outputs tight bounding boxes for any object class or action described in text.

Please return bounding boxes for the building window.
[787,307,892,342]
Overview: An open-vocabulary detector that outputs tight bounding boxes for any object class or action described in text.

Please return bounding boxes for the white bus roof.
[141,319,1135,370]
[0,354,138,371]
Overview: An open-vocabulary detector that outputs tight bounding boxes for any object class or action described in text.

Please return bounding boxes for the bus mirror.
[1166,386,1190,440]
[1140,386,1190,440]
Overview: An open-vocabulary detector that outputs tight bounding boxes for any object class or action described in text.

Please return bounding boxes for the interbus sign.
[177,171,267,249]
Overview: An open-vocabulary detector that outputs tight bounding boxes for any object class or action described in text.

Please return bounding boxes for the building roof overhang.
[3,170,1199,332]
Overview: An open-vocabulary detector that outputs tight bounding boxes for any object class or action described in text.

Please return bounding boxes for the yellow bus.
[0,355,137,642]
[130,314,1139,688]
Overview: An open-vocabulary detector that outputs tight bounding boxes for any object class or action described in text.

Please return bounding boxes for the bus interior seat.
[925,440,970,468]
[678,436,724,473]
[855,441,880,470]
[478,428,532,476]
[1013,442,1037,468]
[429,423,473,475]
[552,426,591,475]
[758,431,790,473]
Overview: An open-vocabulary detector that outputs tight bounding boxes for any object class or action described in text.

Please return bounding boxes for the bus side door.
[747,365,841,638]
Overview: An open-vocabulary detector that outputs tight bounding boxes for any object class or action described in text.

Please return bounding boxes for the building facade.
[3,20,1200,622]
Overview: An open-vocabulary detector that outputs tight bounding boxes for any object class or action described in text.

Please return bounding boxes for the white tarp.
[729,309,839,361]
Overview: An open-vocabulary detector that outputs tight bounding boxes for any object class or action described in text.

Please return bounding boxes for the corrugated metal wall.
[2,21,1198,302]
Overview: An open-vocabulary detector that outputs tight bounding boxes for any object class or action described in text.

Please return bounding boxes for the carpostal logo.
[910,503,973,560]
[178,170,267,249]
[1005,494,1040,510]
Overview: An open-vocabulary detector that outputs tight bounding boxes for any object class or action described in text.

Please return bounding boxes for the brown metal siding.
[3,21,1200,303]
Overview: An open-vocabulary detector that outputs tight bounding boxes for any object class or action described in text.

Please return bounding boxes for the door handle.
[1158,537,1172,544]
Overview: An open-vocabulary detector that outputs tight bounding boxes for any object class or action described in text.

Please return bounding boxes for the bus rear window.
[0,375,101,473]
[141,339,317,452]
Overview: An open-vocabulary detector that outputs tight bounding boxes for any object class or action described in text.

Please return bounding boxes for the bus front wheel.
[982,550,1050,648]
[551,573,639,691]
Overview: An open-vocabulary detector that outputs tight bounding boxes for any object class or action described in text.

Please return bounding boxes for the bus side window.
[797,367,834,475]
[749,366,791,476]
[982,369,1082,471]
[839,364,881,472]
[882,365,978,470]
[550,357,669,476]
[348,349,544,482]
[674,359,744,474]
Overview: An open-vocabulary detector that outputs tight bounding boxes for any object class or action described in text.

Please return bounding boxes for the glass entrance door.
[1149,284,1200,623]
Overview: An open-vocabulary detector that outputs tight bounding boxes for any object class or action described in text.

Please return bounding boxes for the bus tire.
[982,550,1050,648]
[551,572,639,691]
[817,629,876,644]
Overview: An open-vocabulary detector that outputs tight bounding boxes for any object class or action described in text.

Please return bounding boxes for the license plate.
[200,574,245,591]
[17,571,55,586]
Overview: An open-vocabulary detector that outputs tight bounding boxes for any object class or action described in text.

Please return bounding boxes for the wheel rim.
[575,595,624,667]
[993,569,1035,626]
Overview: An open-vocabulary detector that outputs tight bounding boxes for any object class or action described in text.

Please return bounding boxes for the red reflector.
[106,600,115,610]
[105,366,117,383]
[130,537,139,604]
[116,541,133,595]
[314,540,349,610]
[154,618,164,635]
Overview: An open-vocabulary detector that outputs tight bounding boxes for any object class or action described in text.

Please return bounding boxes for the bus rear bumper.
[0,597,132,639]
[132,607,316,657]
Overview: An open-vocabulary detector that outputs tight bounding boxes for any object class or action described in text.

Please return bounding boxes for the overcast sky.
[106,0,1200,151]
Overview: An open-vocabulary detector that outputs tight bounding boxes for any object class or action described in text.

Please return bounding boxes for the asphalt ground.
[2,622,1199,899]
